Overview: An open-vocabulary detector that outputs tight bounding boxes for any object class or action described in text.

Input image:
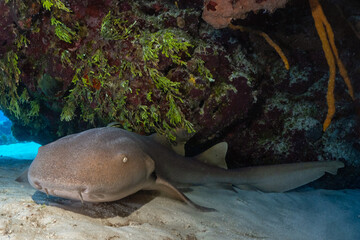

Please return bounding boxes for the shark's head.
[28,128,155,202]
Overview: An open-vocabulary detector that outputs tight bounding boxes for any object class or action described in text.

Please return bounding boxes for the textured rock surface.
[0,0,359,188]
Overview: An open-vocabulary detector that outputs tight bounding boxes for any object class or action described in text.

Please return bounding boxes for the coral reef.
[0,0,223,142]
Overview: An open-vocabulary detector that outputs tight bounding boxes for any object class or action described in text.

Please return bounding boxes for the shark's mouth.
[30,180,94,203]
[29,176,145,203]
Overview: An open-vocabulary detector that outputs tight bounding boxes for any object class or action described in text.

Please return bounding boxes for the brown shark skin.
[27,127,344,209]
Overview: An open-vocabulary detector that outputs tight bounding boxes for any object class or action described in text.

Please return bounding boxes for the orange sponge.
[309,0,354,131]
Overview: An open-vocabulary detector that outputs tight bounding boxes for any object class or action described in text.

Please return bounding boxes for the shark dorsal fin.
[194,142,228,169]
[170,142,186,156]
[149,129,195,156]
[149,133,168,146]
[149,133,187,156]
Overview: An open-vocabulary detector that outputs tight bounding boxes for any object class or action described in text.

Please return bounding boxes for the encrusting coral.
[202,0,288,29]
[309,0,355,131]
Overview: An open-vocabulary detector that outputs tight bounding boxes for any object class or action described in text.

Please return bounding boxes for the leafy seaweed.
[51,17,77,43]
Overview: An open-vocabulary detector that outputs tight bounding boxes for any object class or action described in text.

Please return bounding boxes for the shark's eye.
[122,156,128,163]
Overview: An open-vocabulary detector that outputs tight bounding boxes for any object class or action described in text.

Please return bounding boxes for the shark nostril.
[34,181,42,190]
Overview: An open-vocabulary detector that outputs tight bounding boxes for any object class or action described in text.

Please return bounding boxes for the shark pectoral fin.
[194,142,228,169]
[145,176,215,212]
[15,168,29,183]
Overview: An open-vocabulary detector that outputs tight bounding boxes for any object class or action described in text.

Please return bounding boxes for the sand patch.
[1,158,359,240]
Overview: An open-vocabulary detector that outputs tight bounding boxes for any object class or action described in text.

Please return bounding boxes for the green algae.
[0,51,40,124]
[51,17,77,43]
[0,0,220,141]
[55,9,208,139]
[41,0,71,12]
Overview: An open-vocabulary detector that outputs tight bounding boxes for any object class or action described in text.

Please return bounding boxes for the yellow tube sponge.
[229,23,289,70]
[309,0,354,131]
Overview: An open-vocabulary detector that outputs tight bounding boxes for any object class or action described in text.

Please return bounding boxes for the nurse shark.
[23,127,344,211]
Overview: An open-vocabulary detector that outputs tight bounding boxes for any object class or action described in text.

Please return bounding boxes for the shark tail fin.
[232,161,344,193]
[324,161,344,175]
[194,142,228,169]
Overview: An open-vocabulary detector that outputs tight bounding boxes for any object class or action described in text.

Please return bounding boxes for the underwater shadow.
[31,190,159,218]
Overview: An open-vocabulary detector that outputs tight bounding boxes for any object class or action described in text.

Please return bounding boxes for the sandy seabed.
[0,144,360,240]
